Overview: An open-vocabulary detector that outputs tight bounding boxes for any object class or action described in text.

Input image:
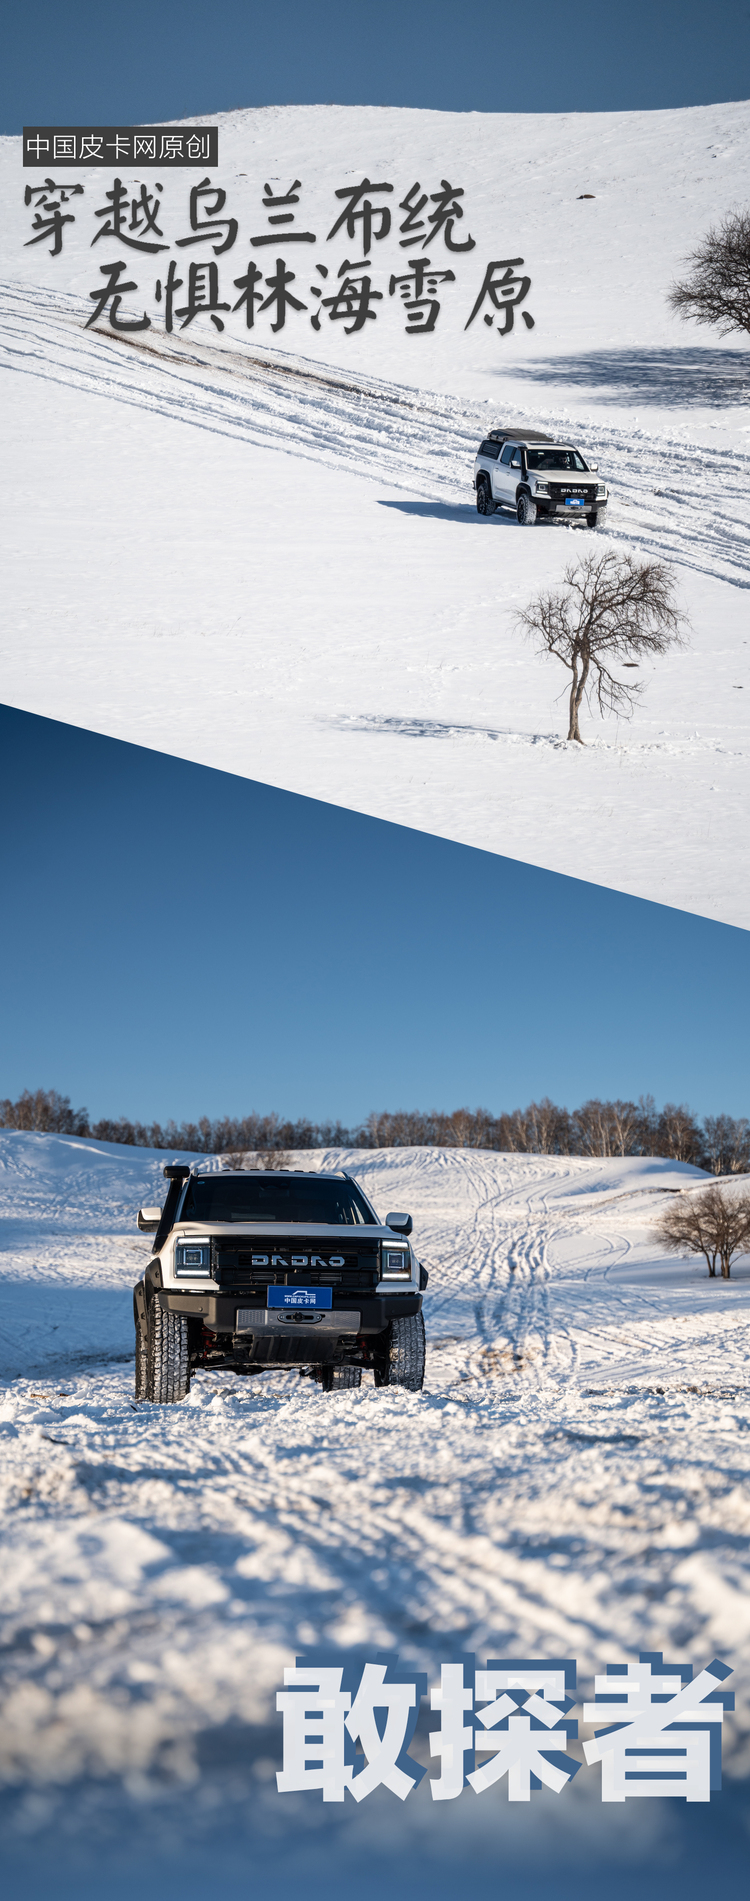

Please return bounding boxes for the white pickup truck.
[474,429,608,528]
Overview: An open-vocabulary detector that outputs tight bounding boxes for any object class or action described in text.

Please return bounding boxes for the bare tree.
[668,210,750,338]
[0,1087,89,1136]
[608,1099,642,1157]
[523,1097,571,1155]
[573,1098,641,1158]
[654,1184,750,1280]
[634,1095,659,1156]
[702,1114,750,1176]
[516,551,688,744]
[657,1102,704,1167]
[445,1107,497,1149]
[220,1150,292,1171]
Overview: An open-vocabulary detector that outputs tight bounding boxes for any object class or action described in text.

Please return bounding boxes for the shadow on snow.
[377,500,510,526]
[514,345,750,409]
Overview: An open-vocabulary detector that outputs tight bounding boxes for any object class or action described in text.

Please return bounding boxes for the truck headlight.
[381,1246,411,1279]
[175,1240,212,1277]
[596,485,607,499]
[533,480,549,495]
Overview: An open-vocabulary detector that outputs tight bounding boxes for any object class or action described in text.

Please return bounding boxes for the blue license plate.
[565,498,584,507]
[267,1286,332,1310]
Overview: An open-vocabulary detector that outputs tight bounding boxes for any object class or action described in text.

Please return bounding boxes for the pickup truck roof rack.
[487,428,555,444]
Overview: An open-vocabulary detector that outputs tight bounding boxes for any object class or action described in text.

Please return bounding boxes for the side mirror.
[137,1206,163,1232]
[588,463,598,472]
[386,1212,413,1236]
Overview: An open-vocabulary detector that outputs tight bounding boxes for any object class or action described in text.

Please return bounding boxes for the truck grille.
[213,1239,379,1295]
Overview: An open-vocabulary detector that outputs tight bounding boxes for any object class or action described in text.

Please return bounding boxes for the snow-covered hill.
[2,103,750,923]
[1,1130,748,1884]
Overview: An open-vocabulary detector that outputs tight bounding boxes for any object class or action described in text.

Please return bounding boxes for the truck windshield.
[179,1174,378,1226]
[526,449,588,471]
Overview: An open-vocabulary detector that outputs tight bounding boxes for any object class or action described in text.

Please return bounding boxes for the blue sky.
[1,706,748,1128]
[2,0,750,131]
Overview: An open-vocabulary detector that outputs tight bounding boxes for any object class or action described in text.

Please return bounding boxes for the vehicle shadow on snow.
[514,345,750,408]
[378,500,511,526]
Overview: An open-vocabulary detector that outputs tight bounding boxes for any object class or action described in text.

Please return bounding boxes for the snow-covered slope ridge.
[3,103,750,923]
[5,283,750,589]
[1,1129,749,1841]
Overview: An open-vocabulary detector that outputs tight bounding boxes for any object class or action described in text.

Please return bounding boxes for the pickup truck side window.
[500,443,514,465]
[509,451,522,468]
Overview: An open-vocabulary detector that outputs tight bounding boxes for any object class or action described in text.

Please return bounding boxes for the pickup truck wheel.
[382,1312,426,1392]
[320,1365,362,1392]
[517,493,537,526]
[476,481,493,516]
[146,1302,191,1404]
[586,511,599,529]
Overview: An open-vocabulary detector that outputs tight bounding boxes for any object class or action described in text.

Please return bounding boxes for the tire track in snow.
[409,1151,582,1386]
[4,280,750,591]
[406,1151,697,1391]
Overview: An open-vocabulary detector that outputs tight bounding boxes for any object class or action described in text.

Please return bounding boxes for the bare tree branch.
[654,1184,750,1279]
[515,550,688,742]
[668,209,750,338]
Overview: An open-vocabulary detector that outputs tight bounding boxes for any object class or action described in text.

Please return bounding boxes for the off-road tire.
[476,481,493,516]
[146,1301,191,1404]
[381,1311,426,1392]
[517,492,537,526]
[586,511,599,529]
[320,1365,363,1392]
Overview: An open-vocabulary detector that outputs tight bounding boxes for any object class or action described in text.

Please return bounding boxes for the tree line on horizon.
[1,1087,749,1176]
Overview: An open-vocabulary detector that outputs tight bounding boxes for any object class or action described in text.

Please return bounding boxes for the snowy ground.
[3,102,750,924]
[1,1131,749,1892]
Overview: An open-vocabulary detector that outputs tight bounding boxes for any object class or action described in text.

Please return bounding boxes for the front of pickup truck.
[523,444,609,523]
[135,1164,427,1393]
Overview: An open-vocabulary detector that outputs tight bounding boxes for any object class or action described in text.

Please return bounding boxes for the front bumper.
[157,1289,421,1333]
[235,1306,361,1335]
[535,495,607,515]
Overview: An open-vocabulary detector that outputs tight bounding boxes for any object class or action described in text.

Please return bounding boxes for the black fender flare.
[133,1279,148,1339]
